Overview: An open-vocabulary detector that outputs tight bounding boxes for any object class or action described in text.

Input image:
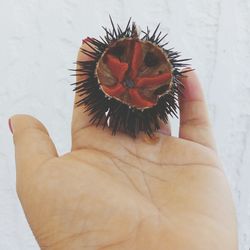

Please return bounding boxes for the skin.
[10,43,238,250]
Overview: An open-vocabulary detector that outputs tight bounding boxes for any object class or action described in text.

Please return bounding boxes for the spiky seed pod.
[72,16,192,137]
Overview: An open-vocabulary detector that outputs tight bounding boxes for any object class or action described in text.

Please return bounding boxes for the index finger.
[71,38,99,149]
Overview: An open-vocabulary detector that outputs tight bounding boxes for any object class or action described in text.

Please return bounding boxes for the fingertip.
[77,37,95,62]
[180,68,204,102]
[82,37,94,44]
[10,114,49,136]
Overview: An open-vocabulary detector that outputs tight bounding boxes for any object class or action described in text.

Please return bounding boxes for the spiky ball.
[73,16,191,137]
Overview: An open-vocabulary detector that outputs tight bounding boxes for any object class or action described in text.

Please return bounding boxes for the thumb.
[10,115,58,188]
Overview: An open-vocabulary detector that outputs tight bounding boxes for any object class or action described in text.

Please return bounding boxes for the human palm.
[10,44,238,249]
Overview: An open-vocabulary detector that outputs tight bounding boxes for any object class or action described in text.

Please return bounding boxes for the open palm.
[10,44,237,250]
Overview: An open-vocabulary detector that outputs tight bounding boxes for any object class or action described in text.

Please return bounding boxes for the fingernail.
[8,118,13,134]
[82,37,94,44]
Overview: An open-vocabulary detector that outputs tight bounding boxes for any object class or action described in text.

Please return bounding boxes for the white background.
[0,0,249,249]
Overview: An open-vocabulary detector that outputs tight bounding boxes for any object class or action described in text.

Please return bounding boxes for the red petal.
[135,72,172,88]
[129,89,155,108]
[106,54,128,82]
[130,42,143,80]
[102,83,126,97]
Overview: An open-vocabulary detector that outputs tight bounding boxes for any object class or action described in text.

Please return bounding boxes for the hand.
[10,43,238,250]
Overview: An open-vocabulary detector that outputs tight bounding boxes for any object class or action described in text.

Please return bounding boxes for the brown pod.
[73,16,192,137]
[96,38,173,109]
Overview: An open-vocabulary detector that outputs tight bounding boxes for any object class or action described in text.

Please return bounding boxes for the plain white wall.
[0,0,249,249]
